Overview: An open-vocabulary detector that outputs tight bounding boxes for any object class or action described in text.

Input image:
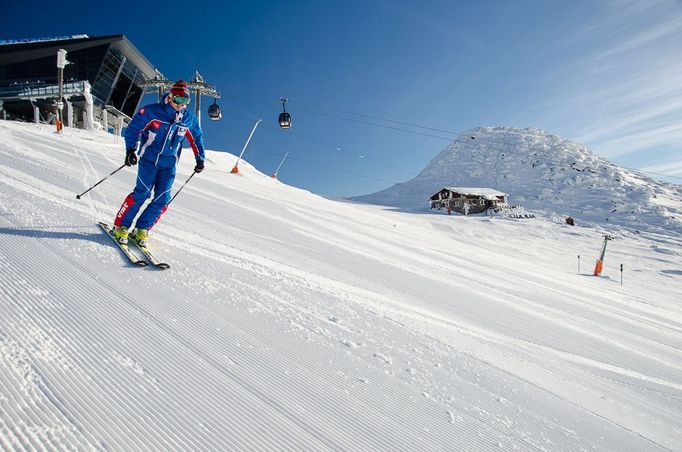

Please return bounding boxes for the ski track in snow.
[0,121,680,451]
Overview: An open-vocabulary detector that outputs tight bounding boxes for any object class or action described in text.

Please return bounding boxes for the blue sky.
[4,0,682,196]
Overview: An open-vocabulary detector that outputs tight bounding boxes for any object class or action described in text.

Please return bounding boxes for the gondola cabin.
[278,111,291,128]
[278,97,292,129]
[207,100,222,121]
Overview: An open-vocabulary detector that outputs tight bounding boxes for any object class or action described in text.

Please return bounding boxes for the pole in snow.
[620,264,623,285]
[56,49,69,133]
[271,151,290,179]
[230,118,262,174]
[578,254,580,273]
[593,235,614,277]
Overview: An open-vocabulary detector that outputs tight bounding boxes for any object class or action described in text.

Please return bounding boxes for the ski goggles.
[171,94,190,105]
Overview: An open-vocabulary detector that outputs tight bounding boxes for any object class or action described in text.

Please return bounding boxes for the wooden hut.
[428,187,508,214]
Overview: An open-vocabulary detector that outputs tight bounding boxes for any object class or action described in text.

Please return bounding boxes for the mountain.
[0,120,681,451]
[354,126,682,235]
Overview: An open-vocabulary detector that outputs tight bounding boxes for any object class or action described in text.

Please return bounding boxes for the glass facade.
[0,35,156,123]
[0,44,107,87]
[90,46,145,117]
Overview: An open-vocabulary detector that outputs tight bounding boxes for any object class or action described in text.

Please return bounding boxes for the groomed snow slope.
[0,120,681,451]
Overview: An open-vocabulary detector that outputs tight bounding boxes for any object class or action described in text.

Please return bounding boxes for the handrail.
[0,81,87,99]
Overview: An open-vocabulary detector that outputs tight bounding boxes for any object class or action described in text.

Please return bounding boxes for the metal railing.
[0,81,87,99]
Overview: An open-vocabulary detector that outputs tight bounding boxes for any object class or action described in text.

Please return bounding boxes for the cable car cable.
[206,133,397,186]
[214,110,416,176]
[211,91,682,181]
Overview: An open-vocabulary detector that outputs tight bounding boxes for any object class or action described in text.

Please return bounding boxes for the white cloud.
[533,0,682,179]
[641,160,682,177]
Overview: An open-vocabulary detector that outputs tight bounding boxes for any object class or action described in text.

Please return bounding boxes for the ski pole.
[76,164,126,199]
[167,171,196,207]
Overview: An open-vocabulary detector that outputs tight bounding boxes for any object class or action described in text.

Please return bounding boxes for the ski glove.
[125,149,138,166]
[194,160,205,173]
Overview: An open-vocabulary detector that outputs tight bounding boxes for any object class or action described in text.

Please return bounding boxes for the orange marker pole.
[593,260,603,276]
[593,235,613,277]
[230,118,262,174]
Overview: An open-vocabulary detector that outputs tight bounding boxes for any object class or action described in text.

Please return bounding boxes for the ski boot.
[132,228,149,247]
[113,226,129,244]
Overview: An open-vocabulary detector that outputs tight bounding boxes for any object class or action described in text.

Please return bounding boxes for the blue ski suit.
[114,97,205,230]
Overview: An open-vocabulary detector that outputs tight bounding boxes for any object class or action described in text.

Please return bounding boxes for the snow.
[0,120,681,451]
[354,126,682,236]
[437,188,509,198]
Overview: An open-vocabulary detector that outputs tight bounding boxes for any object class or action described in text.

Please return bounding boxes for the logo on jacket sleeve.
[139,108,145,115]
[177,126,187,137]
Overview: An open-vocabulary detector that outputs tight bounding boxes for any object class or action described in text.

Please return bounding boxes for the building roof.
[429,187,509,201]
[445,187,508,196]
[0,34,159,80]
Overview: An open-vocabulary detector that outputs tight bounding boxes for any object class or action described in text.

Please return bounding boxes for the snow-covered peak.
[355,126,682,235]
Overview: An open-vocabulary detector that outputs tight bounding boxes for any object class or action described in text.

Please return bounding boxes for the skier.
[112,80,205,247]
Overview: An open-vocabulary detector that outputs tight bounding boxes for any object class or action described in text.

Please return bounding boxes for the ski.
[129,236,170,270]
[98,222,147,267]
